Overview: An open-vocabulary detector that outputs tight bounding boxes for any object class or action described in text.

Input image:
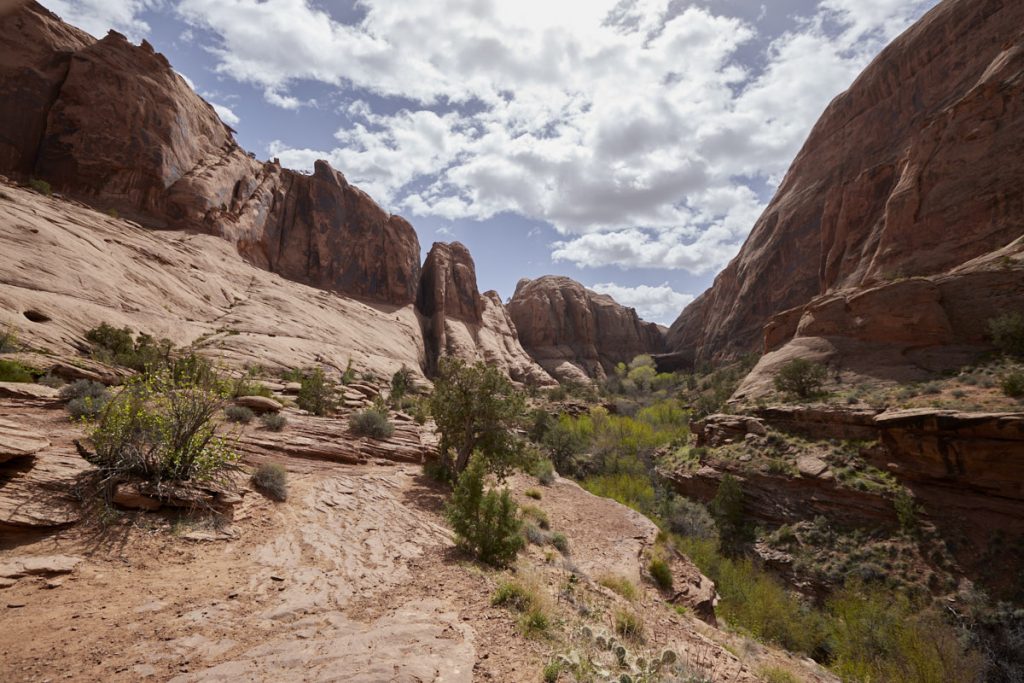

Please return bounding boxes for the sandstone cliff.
[666,0,1024,370]
[417,243,554,385]
[507,275,665,382]
[0,1,420,306]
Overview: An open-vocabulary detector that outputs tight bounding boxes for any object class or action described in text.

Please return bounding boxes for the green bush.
[491,581,535,611]
[38,373,65,389]
[542,416,590,474]
[28,177,51,195]
[390,365,413,405]
[67,396,107,420]
[598,574,638,601]
[519,607,550,638]
[0,325,18,352]
[521,504,550,529]
[225,405,255,424]
[85,323,172,372]
[894,488,919,535]
[349,408,395,439]
[648,556,673,590]
[0,359,35,383]
[667,497,718,540]
[582,472,656,517]
[78,367,237,483]
[533,458,556,485]
[60,379,107,401]
[710,474,747,554]
[251,462,288,501]
[549,531,569,554]
[523,522,547,545]
[614,608,644,641]
[445,455,523,567]
[524,488,542,500]
[773,358,828,399]
[989,313,1024,357]
[297,367,336,416]
[231,377,272,398]
[1002,371,1024,398]
[260,412,287,431]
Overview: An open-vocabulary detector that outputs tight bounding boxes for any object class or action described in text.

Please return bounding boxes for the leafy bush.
[225,405,255,424]
[894,488,919,535]
[78,367,237,483]
[85,323,172,372]
[390,365,413,405]
[260,412,287,431]
[349,408,395,439]
[521,504,550,529]
[28,177,51,195]
[0,325,18,352]
[648,556,673,590]
[524,488,542,500]
[491,581,535,611]
[430,357,526,477]
[523,522,547,545]
[989,313,1024,357]
[710,474,747,554]
[667,496,718,541]
[1002,371,1024,398]
[533,458,556,485]
[542,415,590,474]
[60,379,107,401]
[773,358,827,399]
[38,373,64,388]
[445,455,523,567]
[614,608,644,641]
[598,574,638,601]
[581,472,656,516]
[231,377,272,398]
[549,532,569,554]
[0,359,34,383]
[251,462,288,501]
[297,367,336,416]
[67,396,107,420]
[519,608,550,638]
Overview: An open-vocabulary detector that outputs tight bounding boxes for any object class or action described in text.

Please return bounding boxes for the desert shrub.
[0,359,34,383]
[231,377,272,398]
[524,522,547,545]
[533,458,556,485]
[340,358,357,385]
[390,365,413,405]
[260,412,287,431]
[549,531,569,554]
[773,358,827,399]
[67,396,108,420]
[648,556,673,590]
[759,666,799,683]
[1002,371,1024,398]
[491,580,536,611]
[430,357,526,477]
[349,408,395,439]
[542,415,590,474]
[28,177,51,195]
[297,367,336,416]
[0,325,18,352]
[250,462,288,501]
[524,488,542,500]
[667,496,718,540]
[78,367,237,484]
[989,313,1024,357]
[894,488,919,535]
[521,504,550,529]
[829,583,985,683]
[614,608,644,641]
[85,323,172,372]
[225,405,255,424]
[445,455,523,567]
[542,660,562,683]
[598,574,639,601]
[38,373,64,388]
[519,608,550,638]
[60,379,107,401]
[710,474,747,554]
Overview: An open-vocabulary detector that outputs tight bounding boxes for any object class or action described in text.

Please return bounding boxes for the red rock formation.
[666,0,1024,366]
[507,275,665,382]
[417,242,554,385]
[0,2,420,305]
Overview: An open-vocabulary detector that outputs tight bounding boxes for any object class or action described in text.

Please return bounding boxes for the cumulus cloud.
[588,282,694,325]
[211,102,239,126]
[43,0,158,41]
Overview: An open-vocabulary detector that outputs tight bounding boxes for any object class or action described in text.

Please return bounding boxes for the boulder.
[111,483,161,511]
[233,395,282,414]
[0,382,58,401]
[507,275,664,381]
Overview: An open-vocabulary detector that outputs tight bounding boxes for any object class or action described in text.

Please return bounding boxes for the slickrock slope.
[666,0,1024,368]
[0,1,420,306]
[417,242,554,384]
[508,275,665,381]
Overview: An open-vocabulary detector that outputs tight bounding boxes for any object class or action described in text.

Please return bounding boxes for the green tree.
[297,367,336,416]
[390,365,413,405]
[429,357,526,476]
[773,358,827,399]
[445,454,524,566]
[710,474,746,554]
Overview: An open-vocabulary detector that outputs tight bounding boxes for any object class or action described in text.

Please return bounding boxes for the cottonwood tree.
[429,357,526,477]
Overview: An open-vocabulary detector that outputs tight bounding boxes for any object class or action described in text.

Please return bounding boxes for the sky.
[41,0,939,324]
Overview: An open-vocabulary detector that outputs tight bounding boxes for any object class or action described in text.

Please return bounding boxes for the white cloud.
[49,0,936,277]
[43,0,159,41]
[211,102,239,126]
[588,282,695,325]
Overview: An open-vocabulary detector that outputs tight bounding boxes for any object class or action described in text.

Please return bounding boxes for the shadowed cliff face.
[667,0,1024,366]
[0,2,421,306]
[507,275,665,382]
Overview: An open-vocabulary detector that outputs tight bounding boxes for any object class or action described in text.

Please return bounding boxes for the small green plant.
[297,367,336,416]
[533,458,556,485]
[989,313,1024,356]
[1002,371,1024,398]
[0,325,18,352]
[0,359,34,383]
[710,474,747,554]
[28,177,52,195]
[251,462,288,501]
[38,373,65,389]
[648,556,673,590]
[85,323,172,372]
[773,358,827,399]
[524,522,547,545]
[542,659,562,683]
[260,412,287,431]
[894,488,918,535]
[491,581,535,611]
[445,455,523,567]
[225,405,255,424]
[598,575,639,601]
[524,488,542,500]
[390,365,413,405]
[67,395,109,420]
[758,666,799,683]
[231,377,272,398]
[549,532,569,554]
[519,607,550,638]
[521,504,550,529]
[340,358,357,385]
[614,608,644,641]
[105,207,119,218]
[349,408,395,439]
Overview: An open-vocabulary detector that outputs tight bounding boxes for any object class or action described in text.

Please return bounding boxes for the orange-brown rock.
[666,0,1024,367]
[507,275,665,382]
[0,2,420,306]
[416,243,554,385]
